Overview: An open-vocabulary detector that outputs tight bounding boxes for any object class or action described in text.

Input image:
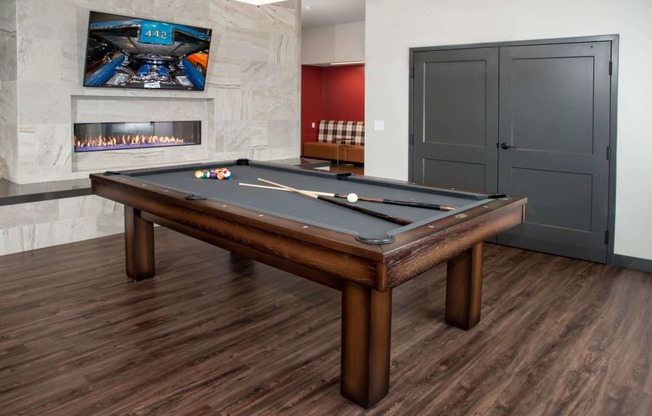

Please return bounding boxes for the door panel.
[508,167,592,231]
[424,60,489,147]
[412,48,499,193]
[497,42,612,262]
[510,56,596,154]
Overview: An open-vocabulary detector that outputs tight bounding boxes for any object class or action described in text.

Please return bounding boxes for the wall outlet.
[311,122,315,128]
[374,120,385,131]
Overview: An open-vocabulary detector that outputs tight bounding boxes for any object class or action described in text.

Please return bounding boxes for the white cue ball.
[347,193,359,203]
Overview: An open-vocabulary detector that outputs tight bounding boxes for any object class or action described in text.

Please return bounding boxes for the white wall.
[302,21,365,65]
[365,0,652,261]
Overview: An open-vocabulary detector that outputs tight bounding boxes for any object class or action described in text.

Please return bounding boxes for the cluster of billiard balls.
[194,168,233,180]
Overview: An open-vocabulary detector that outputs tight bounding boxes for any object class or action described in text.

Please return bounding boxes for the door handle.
[500,142,516,150]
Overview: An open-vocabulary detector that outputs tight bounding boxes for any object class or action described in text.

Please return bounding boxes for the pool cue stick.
[240,182,456,211]
[257,178,413,226]
[239,182,332,196]
[351,196,456,211]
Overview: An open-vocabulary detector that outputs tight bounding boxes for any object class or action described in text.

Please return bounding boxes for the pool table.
[90,159,526,408]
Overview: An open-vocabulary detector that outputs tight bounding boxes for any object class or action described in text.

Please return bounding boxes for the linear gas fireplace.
[74,120,201,152]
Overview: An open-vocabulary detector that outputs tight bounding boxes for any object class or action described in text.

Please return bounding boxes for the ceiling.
[301,0,365,28]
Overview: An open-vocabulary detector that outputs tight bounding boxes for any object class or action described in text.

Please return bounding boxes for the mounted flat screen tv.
[83,11,212,91]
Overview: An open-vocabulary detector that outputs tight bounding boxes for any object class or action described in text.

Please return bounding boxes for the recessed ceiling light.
[231,0,287,5]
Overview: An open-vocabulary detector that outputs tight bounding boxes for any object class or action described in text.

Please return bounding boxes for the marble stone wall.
[0,0,301,256]
[0,195,123,255]
[8,0,301,184]
[0,0,18,180]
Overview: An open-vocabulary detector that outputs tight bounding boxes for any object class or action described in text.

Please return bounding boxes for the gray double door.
[410,38,616,263]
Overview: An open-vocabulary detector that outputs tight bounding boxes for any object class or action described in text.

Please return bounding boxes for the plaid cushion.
[318,120,364,145]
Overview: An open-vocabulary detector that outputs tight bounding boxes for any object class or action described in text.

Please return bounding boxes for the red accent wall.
[301,64,365,148]
[301,65,324,143]
[323,65,365,120]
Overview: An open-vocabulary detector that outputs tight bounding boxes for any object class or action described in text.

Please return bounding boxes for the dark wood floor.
[1,227,651,415]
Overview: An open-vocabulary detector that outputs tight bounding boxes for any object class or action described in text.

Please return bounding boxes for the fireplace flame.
[74,134,190,149]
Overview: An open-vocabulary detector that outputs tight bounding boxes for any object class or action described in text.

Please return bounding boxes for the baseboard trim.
[614,254,652,273]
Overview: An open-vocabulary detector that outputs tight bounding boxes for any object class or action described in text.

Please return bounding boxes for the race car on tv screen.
[83,13,212,91]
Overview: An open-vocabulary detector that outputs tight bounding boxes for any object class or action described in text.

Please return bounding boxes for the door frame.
[409,34,619,264]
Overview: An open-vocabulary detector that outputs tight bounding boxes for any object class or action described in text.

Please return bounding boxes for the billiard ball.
[347,193,359,203]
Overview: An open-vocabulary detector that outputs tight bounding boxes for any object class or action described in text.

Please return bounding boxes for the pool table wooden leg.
[340,282,392,408]
[124,206,155,280]
[445,242,483,330]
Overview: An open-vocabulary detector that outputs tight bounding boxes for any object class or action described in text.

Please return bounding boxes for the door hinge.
[410,67,415,79]
[606,146,611,160]
[609,61,613,76]
[410,133,414,145]
[604,230,609,245]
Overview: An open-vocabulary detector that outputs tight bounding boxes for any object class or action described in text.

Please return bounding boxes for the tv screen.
[83,11,212,91]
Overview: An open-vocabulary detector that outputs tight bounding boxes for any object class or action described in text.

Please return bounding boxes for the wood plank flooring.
[1,228,650,415]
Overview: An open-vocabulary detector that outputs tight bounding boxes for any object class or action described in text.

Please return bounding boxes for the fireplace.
[73,120,201,152]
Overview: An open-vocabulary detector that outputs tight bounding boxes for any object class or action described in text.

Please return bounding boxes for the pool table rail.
[383,196,526,288]
[91,171,525,293]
